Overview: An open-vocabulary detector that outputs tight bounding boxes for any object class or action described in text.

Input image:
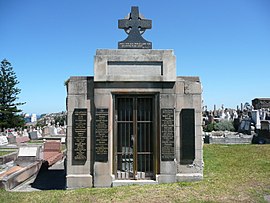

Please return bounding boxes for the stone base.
[66,174,92,189]
[112,180,158,187]
[176,173,203,182]
[93,162,112,187]
[156,174,176,183]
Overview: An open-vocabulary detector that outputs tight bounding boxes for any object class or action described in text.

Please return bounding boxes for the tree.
[0,59,25,130]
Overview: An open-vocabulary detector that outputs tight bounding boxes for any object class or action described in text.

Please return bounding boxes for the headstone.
[16,146,41,165]
[49,125,58,135]
[7,134,16,144]
[22,129,29,137]
[251,110,261,129]
[18,146,38,157]
[0,136,8,146]
[238,118,252,135]
[29,131,38,140]
[261,120,270,131]
[43,126,50,136]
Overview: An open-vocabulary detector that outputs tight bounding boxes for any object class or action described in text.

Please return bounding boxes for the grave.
[0,146,42,190]
[66,6,203,188]
[42,141,63,167]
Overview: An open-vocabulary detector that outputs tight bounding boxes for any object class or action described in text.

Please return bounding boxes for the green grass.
[0,144,270,202]
[0,150,16,156]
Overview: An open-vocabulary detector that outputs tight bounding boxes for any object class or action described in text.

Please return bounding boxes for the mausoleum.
[66,7,203,188]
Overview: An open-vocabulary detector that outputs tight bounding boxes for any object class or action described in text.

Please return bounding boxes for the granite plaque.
[95,108,108,162]
[161,108,174,161]
[180,109,195,164]
[72,108,87,165]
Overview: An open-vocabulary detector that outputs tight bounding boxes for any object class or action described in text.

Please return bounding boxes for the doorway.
[114,94,158,180]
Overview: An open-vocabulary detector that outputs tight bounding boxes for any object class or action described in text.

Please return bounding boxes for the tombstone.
[261,120,270,131]
[16,146,41,165]
[238,118,252,135]
[37,128,42,138]
[29,131,38,140]
[65,6,203,188]
[43,126,50,136]
[43,141,63,167]
[49,125,58,135]
[251,110,261,130]
[7,133,16,144]
[17,146,39,158]
[0,136,8,146]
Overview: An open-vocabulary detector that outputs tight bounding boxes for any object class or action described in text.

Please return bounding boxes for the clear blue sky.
[1,0,270,114]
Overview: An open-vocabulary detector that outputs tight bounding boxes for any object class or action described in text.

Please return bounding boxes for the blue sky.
[1,0,270,114]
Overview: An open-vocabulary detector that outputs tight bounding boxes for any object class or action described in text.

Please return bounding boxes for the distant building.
[31,114,37,122]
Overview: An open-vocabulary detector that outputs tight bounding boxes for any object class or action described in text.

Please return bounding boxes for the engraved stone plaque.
[161,108,174,161]
[72,108,87,165]
[95,108,109,162]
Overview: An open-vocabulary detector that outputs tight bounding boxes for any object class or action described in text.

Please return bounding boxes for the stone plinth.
[94,49,176,82]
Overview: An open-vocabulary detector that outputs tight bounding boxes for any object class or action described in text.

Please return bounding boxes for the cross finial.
[118,6,152,49]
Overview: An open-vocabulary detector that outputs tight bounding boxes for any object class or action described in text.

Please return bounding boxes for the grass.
[0,150,16,156]
[0,144,270,202]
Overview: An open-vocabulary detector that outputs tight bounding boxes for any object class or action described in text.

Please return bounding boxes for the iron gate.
[114,95,155,179]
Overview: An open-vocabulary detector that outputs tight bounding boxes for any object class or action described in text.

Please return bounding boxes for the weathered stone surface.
[94,162,112,187]
[184,81,202,94]
[66,48,203,187]
[160,94,176,108]
[94,49,176,82]
[66,174,92,188]
[66,77,93,188]
[160,161,177,174]
[156,174,176,183]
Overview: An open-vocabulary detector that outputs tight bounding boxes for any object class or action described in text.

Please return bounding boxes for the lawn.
[0,150,16,156]
[0,144,270,202]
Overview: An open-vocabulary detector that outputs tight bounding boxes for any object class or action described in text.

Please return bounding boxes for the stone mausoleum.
[66,7,203,188]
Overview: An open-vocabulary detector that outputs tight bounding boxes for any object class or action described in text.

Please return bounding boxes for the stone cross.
[118,6,152,49]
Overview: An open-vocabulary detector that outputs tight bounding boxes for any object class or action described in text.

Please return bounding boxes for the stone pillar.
[66,76,94,188]
[176,77,203,181]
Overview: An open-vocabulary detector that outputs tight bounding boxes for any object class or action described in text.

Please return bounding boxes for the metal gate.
[114,95,155,180]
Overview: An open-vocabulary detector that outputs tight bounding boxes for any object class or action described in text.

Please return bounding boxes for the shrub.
[214,120,235,131]
[205,123,215,132]
[204,120,235,132]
